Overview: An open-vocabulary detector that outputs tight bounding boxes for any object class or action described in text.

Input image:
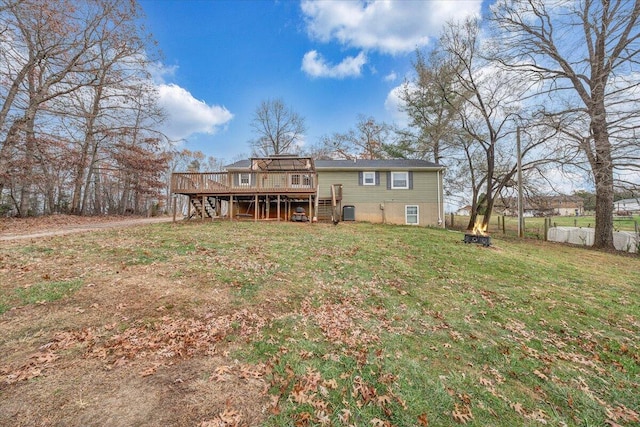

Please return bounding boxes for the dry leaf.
[338,409,351,423]
[533,369,548,381]
[510,402,525,416]
[452,403,473,424]
[417,413,429,426]
[140,366,157,377]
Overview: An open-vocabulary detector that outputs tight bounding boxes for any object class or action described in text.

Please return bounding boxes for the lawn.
[0,221,638,426]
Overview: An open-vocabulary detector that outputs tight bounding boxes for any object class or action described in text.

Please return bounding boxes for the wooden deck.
[171,171,344,222]
[171,172,317,196]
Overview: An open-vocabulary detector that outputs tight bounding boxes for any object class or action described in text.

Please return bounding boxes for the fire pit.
[464,221,491,246]
[463,233,491,247]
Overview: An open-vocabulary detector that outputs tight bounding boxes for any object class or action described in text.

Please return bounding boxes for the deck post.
[308,196,312,225]
[202,195,206,219]
[230,195,234,221]
[172,194,176,222]
[254,194,258,222]
[266,195,270,219]
[277,195,281,222]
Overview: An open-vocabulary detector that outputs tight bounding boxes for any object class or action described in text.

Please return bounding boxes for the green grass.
[0,279,83,314]
[1,220,638,426]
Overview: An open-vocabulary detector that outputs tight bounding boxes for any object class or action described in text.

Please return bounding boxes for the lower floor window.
[406,205,419,225]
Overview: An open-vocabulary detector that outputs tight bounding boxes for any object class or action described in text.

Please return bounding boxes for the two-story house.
[314,159,445,226]
[171,155,445,227]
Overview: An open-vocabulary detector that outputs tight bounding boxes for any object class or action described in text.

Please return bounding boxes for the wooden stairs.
[190,196,217,219]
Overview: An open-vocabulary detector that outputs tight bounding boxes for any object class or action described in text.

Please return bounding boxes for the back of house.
[315,159,445,227]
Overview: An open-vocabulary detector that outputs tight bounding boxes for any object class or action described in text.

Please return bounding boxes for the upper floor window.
[291,173,312,188]
[391,171,409,189]
[359,171,379,186]
[239,173,252,186]
[363,171,376,185]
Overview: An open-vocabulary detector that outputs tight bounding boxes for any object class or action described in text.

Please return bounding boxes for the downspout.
[437,170,443,227]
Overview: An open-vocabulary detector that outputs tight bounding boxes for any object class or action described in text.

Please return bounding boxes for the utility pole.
[517,126,524,238]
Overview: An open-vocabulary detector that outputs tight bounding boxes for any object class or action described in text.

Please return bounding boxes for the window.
[239,173,251,186]
[290,173,312,188]
[391,171,409,189]
[406,205,419,225]
[362,171,375,185]
[359,171,379,186]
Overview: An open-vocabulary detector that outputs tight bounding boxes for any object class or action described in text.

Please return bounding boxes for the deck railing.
[171,172,317,195]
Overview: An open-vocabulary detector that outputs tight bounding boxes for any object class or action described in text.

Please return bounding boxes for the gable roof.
[225,158,445,172]
[315,159,444,171]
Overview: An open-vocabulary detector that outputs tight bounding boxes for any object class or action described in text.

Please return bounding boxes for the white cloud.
[301,50,367,78]
[148,61,178,85]
[301,0,482,55]
[157,84,233,141]
[384,82,409,126]
[384,71,397,82]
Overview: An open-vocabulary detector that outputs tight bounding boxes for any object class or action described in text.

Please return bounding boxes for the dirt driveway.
[0,215,176,241]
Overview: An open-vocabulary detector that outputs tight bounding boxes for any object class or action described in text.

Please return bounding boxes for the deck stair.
[317,198,341,222]
[190,196,217,218]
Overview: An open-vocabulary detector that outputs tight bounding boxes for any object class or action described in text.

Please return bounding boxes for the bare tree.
[316,115,391,160]
[0,0,168,217]
[249,98,306,156]
[438,18,523,230]
[490,0,640,249]
[427,18,559,231]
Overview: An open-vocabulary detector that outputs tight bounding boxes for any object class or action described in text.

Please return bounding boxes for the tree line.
[0,0,170,217]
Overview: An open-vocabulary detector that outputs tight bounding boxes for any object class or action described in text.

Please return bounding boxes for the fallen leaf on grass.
[200,406,244,427]
[338,409,352,423]
[606,405,640,423]
[452,403,473,424]
[479,377,492,387]
[533,369,548,380]
[417,413,429,426]
[140,366,157,377]
[510,402,525,416]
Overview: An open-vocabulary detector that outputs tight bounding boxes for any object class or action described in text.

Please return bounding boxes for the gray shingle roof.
[226,158,444,170]
[315,159,443,170]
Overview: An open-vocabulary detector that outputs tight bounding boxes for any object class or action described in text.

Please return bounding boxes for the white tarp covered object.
[547,227,572,243]
[547,227,639,253]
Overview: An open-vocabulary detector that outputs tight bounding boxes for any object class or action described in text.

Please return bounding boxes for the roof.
[614,198,640,206]
[225,160,251,170]
[315,159,443,170]
[225,157,444,171]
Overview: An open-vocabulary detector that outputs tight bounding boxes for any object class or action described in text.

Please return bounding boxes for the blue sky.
[139,0,484,163]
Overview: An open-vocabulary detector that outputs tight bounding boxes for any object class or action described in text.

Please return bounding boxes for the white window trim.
[406,205,419,225]
[362,171,376,186]
[239,173,252,186]
[391,171,409,189]
[290,173,312,188]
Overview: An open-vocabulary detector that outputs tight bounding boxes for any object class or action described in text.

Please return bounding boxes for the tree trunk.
[93,165,102,215]
[591,127,615,249]
[71,145,89,214]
